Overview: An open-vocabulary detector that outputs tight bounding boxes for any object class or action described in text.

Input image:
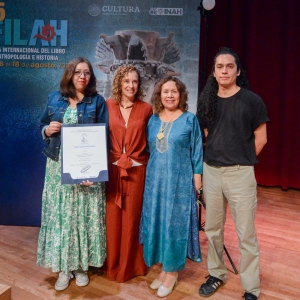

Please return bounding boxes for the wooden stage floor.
[0,186,299,299]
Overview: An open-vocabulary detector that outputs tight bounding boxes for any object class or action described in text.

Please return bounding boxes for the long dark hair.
[60,57,97,99]
[197,47,250,123]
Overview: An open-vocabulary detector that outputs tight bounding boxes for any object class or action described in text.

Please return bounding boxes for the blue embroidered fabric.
[141,112,203,271]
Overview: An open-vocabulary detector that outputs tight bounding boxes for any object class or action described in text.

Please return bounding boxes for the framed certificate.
[61,124,108,184]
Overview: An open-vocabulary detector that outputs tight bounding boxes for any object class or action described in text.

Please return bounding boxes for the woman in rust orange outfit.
[104,64,152,282]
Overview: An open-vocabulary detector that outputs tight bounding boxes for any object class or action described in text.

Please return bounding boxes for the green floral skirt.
[37,154,106,273]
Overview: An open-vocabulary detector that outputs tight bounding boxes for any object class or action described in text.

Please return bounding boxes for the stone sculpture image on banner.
[1,0,200,227]
[94,30,181,102]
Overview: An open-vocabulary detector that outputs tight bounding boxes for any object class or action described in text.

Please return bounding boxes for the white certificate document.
[61,124,108,184]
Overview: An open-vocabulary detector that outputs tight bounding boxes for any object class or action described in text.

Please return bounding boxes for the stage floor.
[0,186,299,299]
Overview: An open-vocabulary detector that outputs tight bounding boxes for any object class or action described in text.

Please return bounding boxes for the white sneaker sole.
[55,282,69,291]
[76,278,89,287]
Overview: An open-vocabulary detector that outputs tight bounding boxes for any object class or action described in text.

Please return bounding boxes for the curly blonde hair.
[111,64,144,103]
[151,76,188,114]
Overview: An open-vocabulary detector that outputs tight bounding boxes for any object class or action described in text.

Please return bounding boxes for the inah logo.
[149,7,183,16]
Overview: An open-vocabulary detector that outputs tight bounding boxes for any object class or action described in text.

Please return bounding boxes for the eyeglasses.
[74,71,91,78]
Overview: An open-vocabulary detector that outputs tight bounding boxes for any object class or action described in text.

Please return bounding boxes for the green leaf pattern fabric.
[37,107,106,272]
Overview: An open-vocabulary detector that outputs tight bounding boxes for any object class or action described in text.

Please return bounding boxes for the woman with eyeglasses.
[37,57,108,291]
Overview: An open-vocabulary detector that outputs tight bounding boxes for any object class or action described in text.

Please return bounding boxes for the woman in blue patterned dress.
[37,57,108,291]
[142,76,203,298]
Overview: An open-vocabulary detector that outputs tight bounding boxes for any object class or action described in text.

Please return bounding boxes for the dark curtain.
[199,0,300,189]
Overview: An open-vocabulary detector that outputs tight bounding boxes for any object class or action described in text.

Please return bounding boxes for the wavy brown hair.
[60,57,97,99]
[151,76,188,114]
[111,64,144,103]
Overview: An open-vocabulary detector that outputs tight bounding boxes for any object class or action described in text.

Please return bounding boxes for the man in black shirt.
[197,47,269,300]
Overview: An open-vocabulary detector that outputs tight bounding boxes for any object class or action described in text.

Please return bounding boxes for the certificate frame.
[61,123,108,184]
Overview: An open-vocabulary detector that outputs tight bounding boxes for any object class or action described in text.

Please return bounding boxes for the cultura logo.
[88,4,101,17]
[149,7,183,16]
[88,5,140,16]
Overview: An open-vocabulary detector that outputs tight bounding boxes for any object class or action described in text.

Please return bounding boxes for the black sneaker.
[243,292,258,300]
[199,275,224,297]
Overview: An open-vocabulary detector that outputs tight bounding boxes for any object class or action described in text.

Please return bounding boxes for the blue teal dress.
[142,112,203,272]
